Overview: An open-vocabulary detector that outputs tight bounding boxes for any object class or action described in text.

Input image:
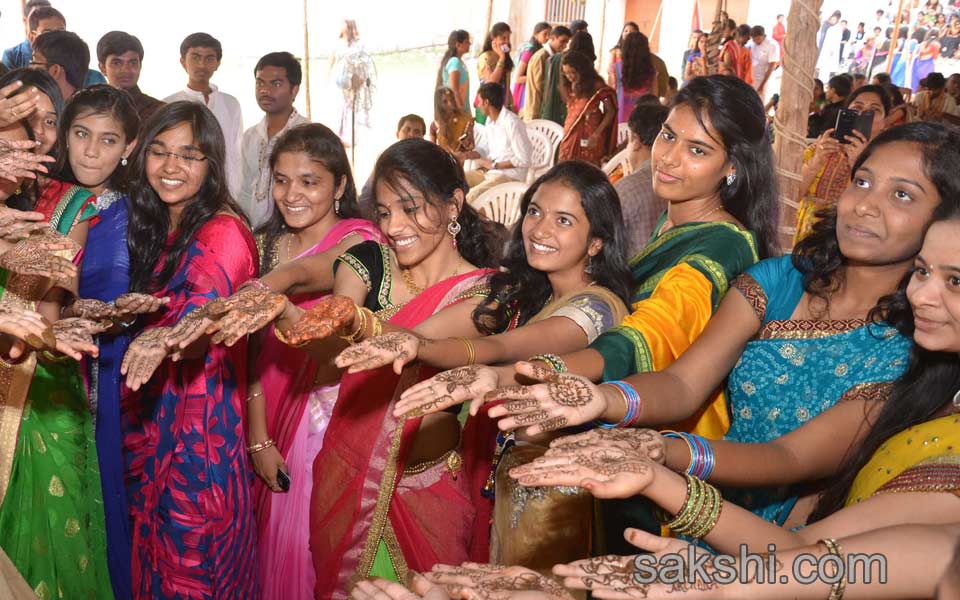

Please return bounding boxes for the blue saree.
[723,255,912,525]
[78,191,132,600]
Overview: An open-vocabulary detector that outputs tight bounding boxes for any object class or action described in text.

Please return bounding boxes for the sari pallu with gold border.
[311,268,498,599]
[0,182,113,599]
[846,413,960,506]
[793,146,851,243]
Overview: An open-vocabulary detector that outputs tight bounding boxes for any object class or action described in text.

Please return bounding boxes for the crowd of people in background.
[0,0,957,599]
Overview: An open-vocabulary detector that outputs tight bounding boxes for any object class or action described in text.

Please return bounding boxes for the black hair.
[736,24,752,37]
[750,25,765,37]
[844,84,891,115]
[56,84,140,192]
[627,102,669,146]
[254,51,302,87]
[33,30,89,91]
[882,82,905,107]
[551,25,573,39]
[179,32,222,60]
[827,73,853,98]
[474,161,633,334]
[397,114,426,134]
[725,18,738,32]
[0,68,63,210]
[477,82,505,110]
[24,0,51,18]
[96,30,144,63]
[668,76,678,91]
[568,31,597,63]
[793,122,960,329]
[256,123,362,274]
[433,87,469,147]
[561,50,603,98]
[528,22,552,54]
[28,6,63,31]
[621,32,655,90]
[482,23,514,75]
[926,72,946,89]
[873,72,892,85]
[671,75,780,258]
[370,138,500,275]
[570,19,589,34]
[127,101,243,292]
[613,21,640,51]
[436,30,470,89]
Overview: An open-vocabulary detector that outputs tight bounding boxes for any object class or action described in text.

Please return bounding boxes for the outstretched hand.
[0,303,54,359]
[51,317,109,360]
[509,445,657,500]
[0,231,79,289]
[428,563,575,600]
[283,295,356,345]
[394,365,501,418]
[336,331,419,374]
[121,327,171,391]
[0,205,51,242]
[203,285,289,346]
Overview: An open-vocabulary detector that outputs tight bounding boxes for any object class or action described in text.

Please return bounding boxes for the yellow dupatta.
[846,413,960,506]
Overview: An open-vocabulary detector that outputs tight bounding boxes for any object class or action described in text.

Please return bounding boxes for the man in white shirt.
[458,82,532,205]
[238,51,309,228]
[165,33,243,198]
[746,25,780,97]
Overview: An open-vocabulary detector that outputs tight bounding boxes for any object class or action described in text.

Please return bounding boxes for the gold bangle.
[40,350,72,363]
[247,439,275,454]
[247,390,264,402]
[274,324,307,348]
[370,312,383,338]
[340,305,366,344]
[456,337,476,365]
[821,538,847,600]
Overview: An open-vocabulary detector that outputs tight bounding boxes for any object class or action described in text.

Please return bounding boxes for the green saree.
[0,184,112,600]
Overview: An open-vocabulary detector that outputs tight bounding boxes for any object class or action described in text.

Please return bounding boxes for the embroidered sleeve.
[548,293,618,344]
[836,382,893,404]
[732,273,767,321]
[333,240,381,293]
[874,455,960,496]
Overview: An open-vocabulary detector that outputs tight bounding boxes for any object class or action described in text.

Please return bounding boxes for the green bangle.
[530,353,567,373]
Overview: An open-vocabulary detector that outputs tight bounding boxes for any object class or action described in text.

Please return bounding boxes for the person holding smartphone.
[795,84,890,242]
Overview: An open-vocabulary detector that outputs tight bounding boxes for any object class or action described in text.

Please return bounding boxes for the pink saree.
[254,219,384,599]
[310,268,497,599]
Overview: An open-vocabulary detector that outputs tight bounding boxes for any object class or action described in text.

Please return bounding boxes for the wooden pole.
[885,0,907,73]
[486,0,494,41]
[598,0,607,73]
[302,0,312,120]
[772,0,824,249]
[705,0,726,74]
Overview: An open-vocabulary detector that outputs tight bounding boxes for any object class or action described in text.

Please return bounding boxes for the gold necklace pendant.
[400,267,424,294]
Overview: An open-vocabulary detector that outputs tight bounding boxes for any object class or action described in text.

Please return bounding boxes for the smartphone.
[834,109,874,143]
[276,468,290,493]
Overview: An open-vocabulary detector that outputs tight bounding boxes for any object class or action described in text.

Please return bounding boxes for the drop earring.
[447,218,462,248]
[335,198,341,215]
[725,173,737,186]
[121,157,128,167]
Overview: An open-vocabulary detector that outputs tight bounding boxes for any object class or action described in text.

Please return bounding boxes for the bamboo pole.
[302,0,312,120]
[772,0,824,250]
[598,0,607,72]
[885,0,907,73]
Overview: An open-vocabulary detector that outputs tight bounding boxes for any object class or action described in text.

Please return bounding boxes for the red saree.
[558,84,618,166]
[310,269,496,599]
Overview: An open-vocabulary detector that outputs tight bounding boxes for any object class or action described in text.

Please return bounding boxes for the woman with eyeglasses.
[119,101,258,599]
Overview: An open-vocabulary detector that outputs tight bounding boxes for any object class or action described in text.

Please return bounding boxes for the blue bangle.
[596,381,642,428]
[663,431,715,480]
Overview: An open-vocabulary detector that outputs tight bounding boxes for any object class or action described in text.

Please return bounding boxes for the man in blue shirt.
[1,0,50,70]
[4,3,105,87]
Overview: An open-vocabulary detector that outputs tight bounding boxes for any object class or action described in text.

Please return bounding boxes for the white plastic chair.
[602,147,631,176]
[617,122,631,147]
[525,129,555,184]
[472,181,528,230]
[525,119,563,159]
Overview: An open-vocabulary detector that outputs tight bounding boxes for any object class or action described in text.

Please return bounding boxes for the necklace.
[700,204,725,220]
[400,256,463,295]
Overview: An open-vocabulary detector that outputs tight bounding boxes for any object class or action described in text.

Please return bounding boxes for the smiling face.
[650,104,732,204]
[101,50,142,90]
[68,110,135,194]
[561,64,580,85]
[272,150,344,232]
[373,176,457,268]
[255,65,297,116]
[836,141,940,269]
[908,220,960,352]
[145,121,209,211]
[521,180,600,276]
[25,87,57,156]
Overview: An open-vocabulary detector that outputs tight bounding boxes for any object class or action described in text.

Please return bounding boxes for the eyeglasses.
[28,61,50,69]
[146,146,207,166]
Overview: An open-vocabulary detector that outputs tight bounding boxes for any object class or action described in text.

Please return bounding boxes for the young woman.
[334,161,633,569]
[0,86,114,597]
[557,51,618,166]
[245,123,383,598]
[534,186,960,598]
[476,22,514,124]
[609,31,659,123]
[429,87,475,155]
[512,22,551,111]
[436,30,472,113]
[683,33,708,83]
[56,84,146,600]
[119,101,258,599]
[609,21,640,63]
[795,84,891,241]
[503,122,955,533]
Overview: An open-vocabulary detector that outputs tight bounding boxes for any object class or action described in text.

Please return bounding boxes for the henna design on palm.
[53,317,109,346]
[0,232,78,286]
[206,286,288,344]
[546,377,594,408]
[69,299,118,320]
[286,295,356,345]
